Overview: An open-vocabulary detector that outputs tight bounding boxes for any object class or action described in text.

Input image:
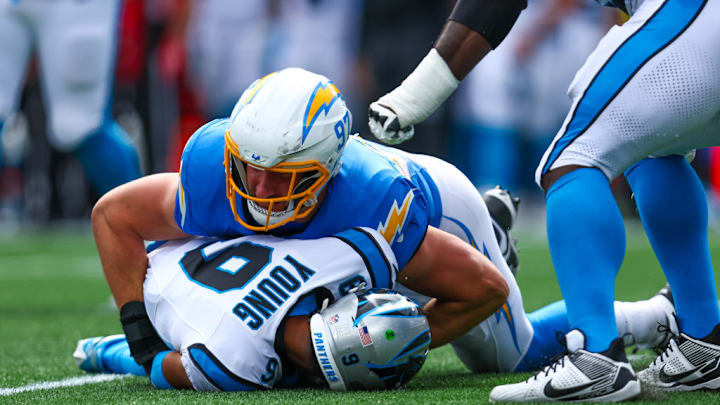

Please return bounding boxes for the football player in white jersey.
[76,228,432,391]
[368,0,720,401]
[0,0,140,194]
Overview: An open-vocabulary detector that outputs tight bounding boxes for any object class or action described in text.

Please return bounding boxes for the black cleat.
[483,186,520,274]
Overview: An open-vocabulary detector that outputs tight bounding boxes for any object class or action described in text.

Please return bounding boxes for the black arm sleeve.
[120,301,170,373]
[448,0,527,49]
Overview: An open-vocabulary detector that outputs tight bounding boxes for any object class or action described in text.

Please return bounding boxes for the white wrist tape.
[378,48,460,127]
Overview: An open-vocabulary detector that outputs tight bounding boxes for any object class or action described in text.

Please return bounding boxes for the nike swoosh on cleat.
[543,379,596,399]
[658,358,718,384]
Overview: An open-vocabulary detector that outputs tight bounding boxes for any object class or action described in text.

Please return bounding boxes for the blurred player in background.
[368,0,720,401]
[0,0,140,196]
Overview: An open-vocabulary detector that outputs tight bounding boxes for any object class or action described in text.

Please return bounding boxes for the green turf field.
[1,224,719,404]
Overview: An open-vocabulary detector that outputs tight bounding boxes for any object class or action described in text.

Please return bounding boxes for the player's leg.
[625,156,720,338]
[543,166,625,352]
[515,287,676,372]
[626,155,720,391]
[74,120,141,195]
[493,0,720,400]
[74,334,147,376]
[36,0,139,195]
[410,154,533,373]
[537,0,720,356]
[0,4,33,169]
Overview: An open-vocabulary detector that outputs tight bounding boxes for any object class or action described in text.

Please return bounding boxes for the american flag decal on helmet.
[359,325,373,347]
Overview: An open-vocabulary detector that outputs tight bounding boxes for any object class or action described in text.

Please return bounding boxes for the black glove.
[120,301,168,374]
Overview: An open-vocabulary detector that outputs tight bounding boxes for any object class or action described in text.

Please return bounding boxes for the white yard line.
[0,374,129,396]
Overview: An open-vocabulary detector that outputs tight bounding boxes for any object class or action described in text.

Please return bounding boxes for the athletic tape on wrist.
[120,301,168,371]
[378,48,459,128]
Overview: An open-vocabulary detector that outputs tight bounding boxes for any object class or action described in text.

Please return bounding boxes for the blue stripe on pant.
[541,0,707,176]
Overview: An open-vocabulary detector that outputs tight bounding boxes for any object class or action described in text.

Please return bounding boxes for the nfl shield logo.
[359,325,373,347]
[328,314,339,325]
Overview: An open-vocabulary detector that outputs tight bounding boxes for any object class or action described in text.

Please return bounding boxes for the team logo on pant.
[495,301,521,353]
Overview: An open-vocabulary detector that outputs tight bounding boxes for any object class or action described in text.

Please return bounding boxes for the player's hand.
[368,102,415,145]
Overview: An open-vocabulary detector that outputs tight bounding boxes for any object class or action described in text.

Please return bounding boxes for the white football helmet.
[310,289,431,391]
[224,68,353,231]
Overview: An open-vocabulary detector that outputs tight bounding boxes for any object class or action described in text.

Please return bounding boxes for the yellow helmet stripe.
[239,72,277,107]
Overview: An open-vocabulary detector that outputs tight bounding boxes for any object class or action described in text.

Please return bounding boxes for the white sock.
[614,295,674,348]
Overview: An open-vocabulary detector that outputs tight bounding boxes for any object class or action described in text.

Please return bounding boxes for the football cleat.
[638,323,720,391]
[489,330,641,402]
[73,334,125,373]
[483,186,520,274]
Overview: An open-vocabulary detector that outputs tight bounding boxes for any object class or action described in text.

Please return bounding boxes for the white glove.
[368,102,415,145]
[366,49,459,146]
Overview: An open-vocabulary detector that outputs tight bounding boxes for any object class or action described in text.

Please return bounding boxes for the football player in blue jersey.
[92,67,510,378]
[368,0,720,401]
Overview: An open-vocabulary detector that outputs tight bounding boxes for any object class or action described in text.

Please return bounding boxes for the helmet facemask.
[224,130,330,231]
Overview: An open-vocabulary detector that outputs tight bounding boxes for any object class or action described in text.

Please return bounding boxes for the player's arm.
[91,173,190,371]
[398,226,509,348]
[153,351,193,390]
[368,0,527,144]
[92,173,189,307]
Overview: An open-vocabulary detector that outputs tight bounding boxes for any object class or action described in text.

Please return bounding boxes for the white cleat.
[73,334,125,373]
[489,330,641,402]
[638,323,720,391]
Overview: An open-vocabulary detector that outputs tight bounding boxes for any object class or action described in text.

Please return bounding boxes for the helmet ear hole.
[310,289,431,391]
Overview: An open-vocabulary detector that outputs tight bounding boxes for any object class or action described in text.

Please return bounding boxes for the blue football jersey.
[175,119,442,269]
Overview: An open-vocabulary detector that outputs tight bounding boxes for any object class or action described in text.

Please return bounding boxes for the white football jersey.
[143,227,397,391]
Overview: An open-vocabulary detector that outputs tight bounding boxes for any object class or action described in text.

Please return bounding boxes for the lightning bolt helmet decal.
[303,82,342,144]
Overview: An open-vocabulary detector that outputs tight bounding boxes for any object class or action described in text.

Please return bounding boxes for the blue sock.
[625,156,720,338]
[515,301,570,371]
[102,339,147,376]
[74,120,140,195]
[546,168,625,352]
[150,350,174,389]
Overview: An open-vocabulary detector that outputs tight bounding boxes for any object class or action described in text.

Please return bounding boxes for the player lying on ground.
[91,68,513,377]
[75,230,677,390]
[76,228,431,391]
